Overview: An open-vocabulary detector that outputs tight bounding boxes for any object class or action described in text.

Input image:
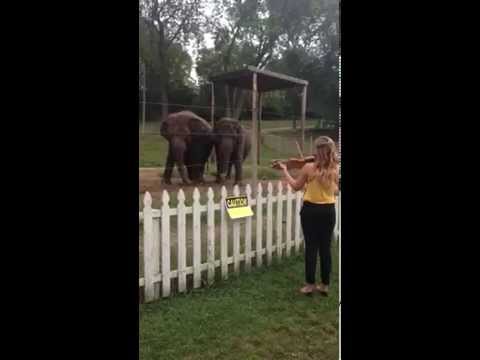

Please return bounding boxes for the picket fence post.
[152,215,160,299]
[266,182,273,265]
[232,185,241,274]
[245,184,253,272]
[276,181,283,260]
[161,190,171,297]
[255,183,264,267]
[143,192,155,302]
[285,185,293,257]
[192,188,202,288]
[220,186,228,279]
[294,191,302,253]
[177,189,187,293]
[207,187,215,285]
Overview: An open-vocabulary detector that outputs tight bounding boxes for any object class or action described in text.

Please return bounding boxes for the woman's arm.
[280,164,309,191]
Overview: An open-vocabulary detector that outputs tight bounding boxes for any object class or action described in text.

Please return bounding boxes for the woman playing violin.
[276,136,339,295]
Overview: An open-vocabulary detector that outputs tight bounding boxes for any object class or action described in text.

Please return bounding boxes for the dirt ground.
[139,167,294,207]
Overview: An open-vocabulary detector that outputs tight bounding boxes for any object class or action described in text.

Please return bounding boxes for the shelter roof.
[209,65,308,92]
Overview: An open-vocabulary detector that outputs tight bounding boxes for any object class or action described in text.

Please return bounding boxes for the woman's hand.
[278,162,288,171]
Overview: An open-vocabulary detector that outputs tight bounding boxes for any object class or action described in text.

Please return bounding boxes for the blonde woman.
[278,136,339,295]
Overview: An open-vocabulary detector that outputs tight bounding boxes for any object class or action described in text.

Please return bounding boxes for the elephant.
[213,118,251,185]
[160,111,214,185]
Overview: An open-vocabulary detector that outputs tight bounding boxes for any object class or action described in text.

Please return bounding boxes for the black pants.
[300,202,336,285]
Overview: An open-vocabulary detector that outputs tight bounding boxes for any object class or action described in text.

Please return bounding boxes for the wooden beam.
[210,67,309,93]
[247,66,309,86]
[301,85,308,152]
[251,73,258,190]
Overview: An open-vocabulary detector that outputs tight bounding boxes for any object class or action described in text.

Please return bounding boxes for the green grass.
[140,247,339,360]
[140,133,169,167]
[139,133,292,169]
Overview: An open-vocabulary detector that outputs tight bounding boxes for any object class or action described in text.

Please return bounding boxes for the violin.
[271,155,315,170]
[271,141,317,170]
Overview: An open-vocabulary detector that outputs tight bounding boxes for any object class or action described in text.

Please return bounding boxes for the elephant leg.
[234,139,245,185]
[187,143,202,184]
[184,147,195,182]
[171,141,191,186]
[226,162,233,180]
[216,142,233,184]
[177,163,191,185]
[185,147,198,181]
[197,143,213,184]
[233,159,243,185]
[162,144,174,185]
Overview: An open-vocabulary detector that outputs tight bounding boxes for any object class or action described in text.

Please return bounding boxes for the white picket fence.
[139,182,341,302]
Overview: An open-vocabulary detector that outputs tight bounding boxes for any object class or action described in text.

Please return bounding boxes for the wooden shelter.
[209,65,309,189]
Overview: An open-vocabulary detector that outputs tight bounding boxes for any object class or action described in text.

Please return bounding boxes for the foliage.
[139,0,339,124]
[139,0,208,120]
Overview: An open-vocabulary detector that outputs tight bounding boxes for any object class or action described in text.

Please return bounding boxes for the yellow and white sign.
[225,195,254,219]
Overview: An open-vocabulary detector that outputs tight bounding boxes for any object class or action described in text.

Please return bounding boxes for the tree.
[197,0,293,120]
[139,0,207,121]
[267,0,340,123]
[195,0,340,122]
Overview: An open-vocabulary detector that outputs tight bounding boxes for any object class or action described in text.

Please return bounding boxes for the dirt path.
[139,167,292,207]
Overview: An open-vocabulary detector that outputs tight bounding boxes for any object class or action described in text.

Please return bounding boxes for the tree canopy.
[139,0,339,123]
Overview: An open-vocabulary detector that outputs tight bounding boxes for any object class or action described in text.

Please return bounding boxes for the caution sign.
[225,195,254,219]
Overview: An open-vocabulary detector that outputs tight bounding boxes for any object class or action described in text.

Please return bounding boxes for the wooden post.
[192,188,201,288]
[286,185,293,257]
[220,186,229,279]
[245,184,253,272]
[257,93,263,165]
[255,182,264,267]
[206,187,215,285]
[251,72,258,190]
[233,185,241,274]
[301,85,307,152]
[177,189,187,293]
[276,181,283,260]
[266,182,273,265]
[143,192,154,302]
[209,82,216,169]
[161,190,171,297]
[294,191,302,253]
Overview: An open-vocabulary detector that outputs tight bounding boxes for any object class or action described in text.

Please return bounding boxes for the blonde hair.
[313,136,339,192]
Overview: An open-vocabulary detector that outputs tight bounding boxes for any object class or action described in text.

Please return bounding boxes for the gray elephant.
[160,111,214,185]
[213,118,251,185]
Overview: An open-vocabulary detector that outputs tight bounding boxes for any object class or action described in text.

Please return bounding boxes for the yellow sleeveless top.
[303,175,336,204]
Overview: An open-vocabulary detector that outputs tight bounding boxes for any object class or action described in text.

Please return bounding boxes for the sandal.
[316,284,329,297]
[299,285,316,295]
